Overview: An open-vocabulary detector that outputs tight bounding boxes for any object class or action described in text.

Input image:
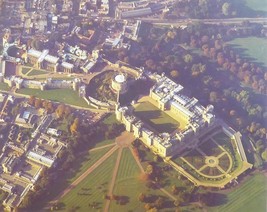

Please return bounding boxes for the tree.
[28,96,35,106]
[209,91,220,103]
[147,207,158,212]
[56,104,65,118]
[183,54,193,63]
[34,98,42,109]
[171,185,179,195]
[261,149,267,162]
[222,3,231,16]
[155,197,164,208]
[139,173,150,182]
[70,118,80,135]
[145,164,154,176]
[64,106,72,118]
[144,203,153,211]
[170,70,179,79]
[173,199,180,207]
[138,193,146,202]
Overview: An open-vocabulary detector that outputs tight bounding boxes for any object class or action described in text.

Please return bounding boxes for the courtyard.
[133,98,186,133]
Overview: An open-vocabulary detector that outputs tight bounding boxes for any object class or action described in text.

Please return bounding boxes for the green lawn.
[227,37,267,67]
[59,149,118,211]
[110,148,142,211]
[46,146,114,203]
[68,146,114,183]
[211,173,267,212]
[245,0,267,12]
[134,101,180,133]
[27,69,48,76]
[103,113,120,125]
[16,88,92,108]
[21,67,31,75]
[0,82,10,91]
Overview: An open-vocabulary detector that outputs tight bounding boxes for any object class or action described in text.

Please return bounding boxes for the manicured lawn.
[27,69,48,76]
[110,148,143,211]
[103,113,120,125]
[59,150,118,211]
[227,37,267,67]
[211,173,267,212]
[68,146,114,183]
[21,67,31,75]
[0,82,10,91]
[134,101,180,133]
[17,88,92,108]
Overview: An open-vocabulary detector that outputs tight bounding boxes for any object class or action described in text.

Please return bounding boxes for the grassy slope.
[110,148,143,211]
[59,150,118,211]
[17,88,91,108]
[212,173,267,212]
[245,0,267,12]
[227,37,267,67]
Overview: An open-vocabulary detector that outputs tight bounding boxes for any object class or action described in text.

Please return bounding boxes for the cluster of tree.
[70,118,80,135]
[104,123,125,139]
[138,193,165,211]
[28,96,54,113]
[104,194,128,205]
[114,22,267,165]
[169,0,264,19]
[197,36,267,94]
[55,104,72,119]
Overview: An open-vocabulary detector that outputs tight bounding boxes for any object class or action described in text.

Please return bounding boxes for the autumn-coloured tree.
[170,70,179,79]
[28,96,35,106]
[56,104,65,118]
[138,193,146,202]
[34,98,42,109]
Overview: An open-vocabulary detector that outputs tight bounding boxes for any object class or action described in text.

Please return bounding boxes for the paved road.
[139,17,267,26]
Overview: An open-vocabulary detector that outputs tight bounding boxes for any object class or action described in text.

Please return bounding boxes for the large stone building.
[116,76,217,157]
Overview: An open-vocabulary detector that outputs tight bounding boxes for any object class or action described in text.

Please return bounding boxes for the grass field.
[59,150,118,211]
[110,148,143,211]
[227,37,267,68]
[134,101,181,133]
[210,173,267,212]
[17,88,92,108]
[68,147,115,183]
[0,82,10,91]
[245,0,267,12]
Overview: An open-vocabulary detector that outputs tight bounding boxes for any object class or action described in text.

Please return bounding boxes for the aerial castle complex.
[116,76,217,157]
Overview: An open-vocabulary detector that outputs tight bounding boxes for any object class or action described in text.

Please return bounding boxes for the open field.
[210,173,267,212]
[110,148,142,211]
[134,100,181,133]
[227,37,267,68]
[59,150,118,211]
[245,0,267,12]
[16,88,92,108]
